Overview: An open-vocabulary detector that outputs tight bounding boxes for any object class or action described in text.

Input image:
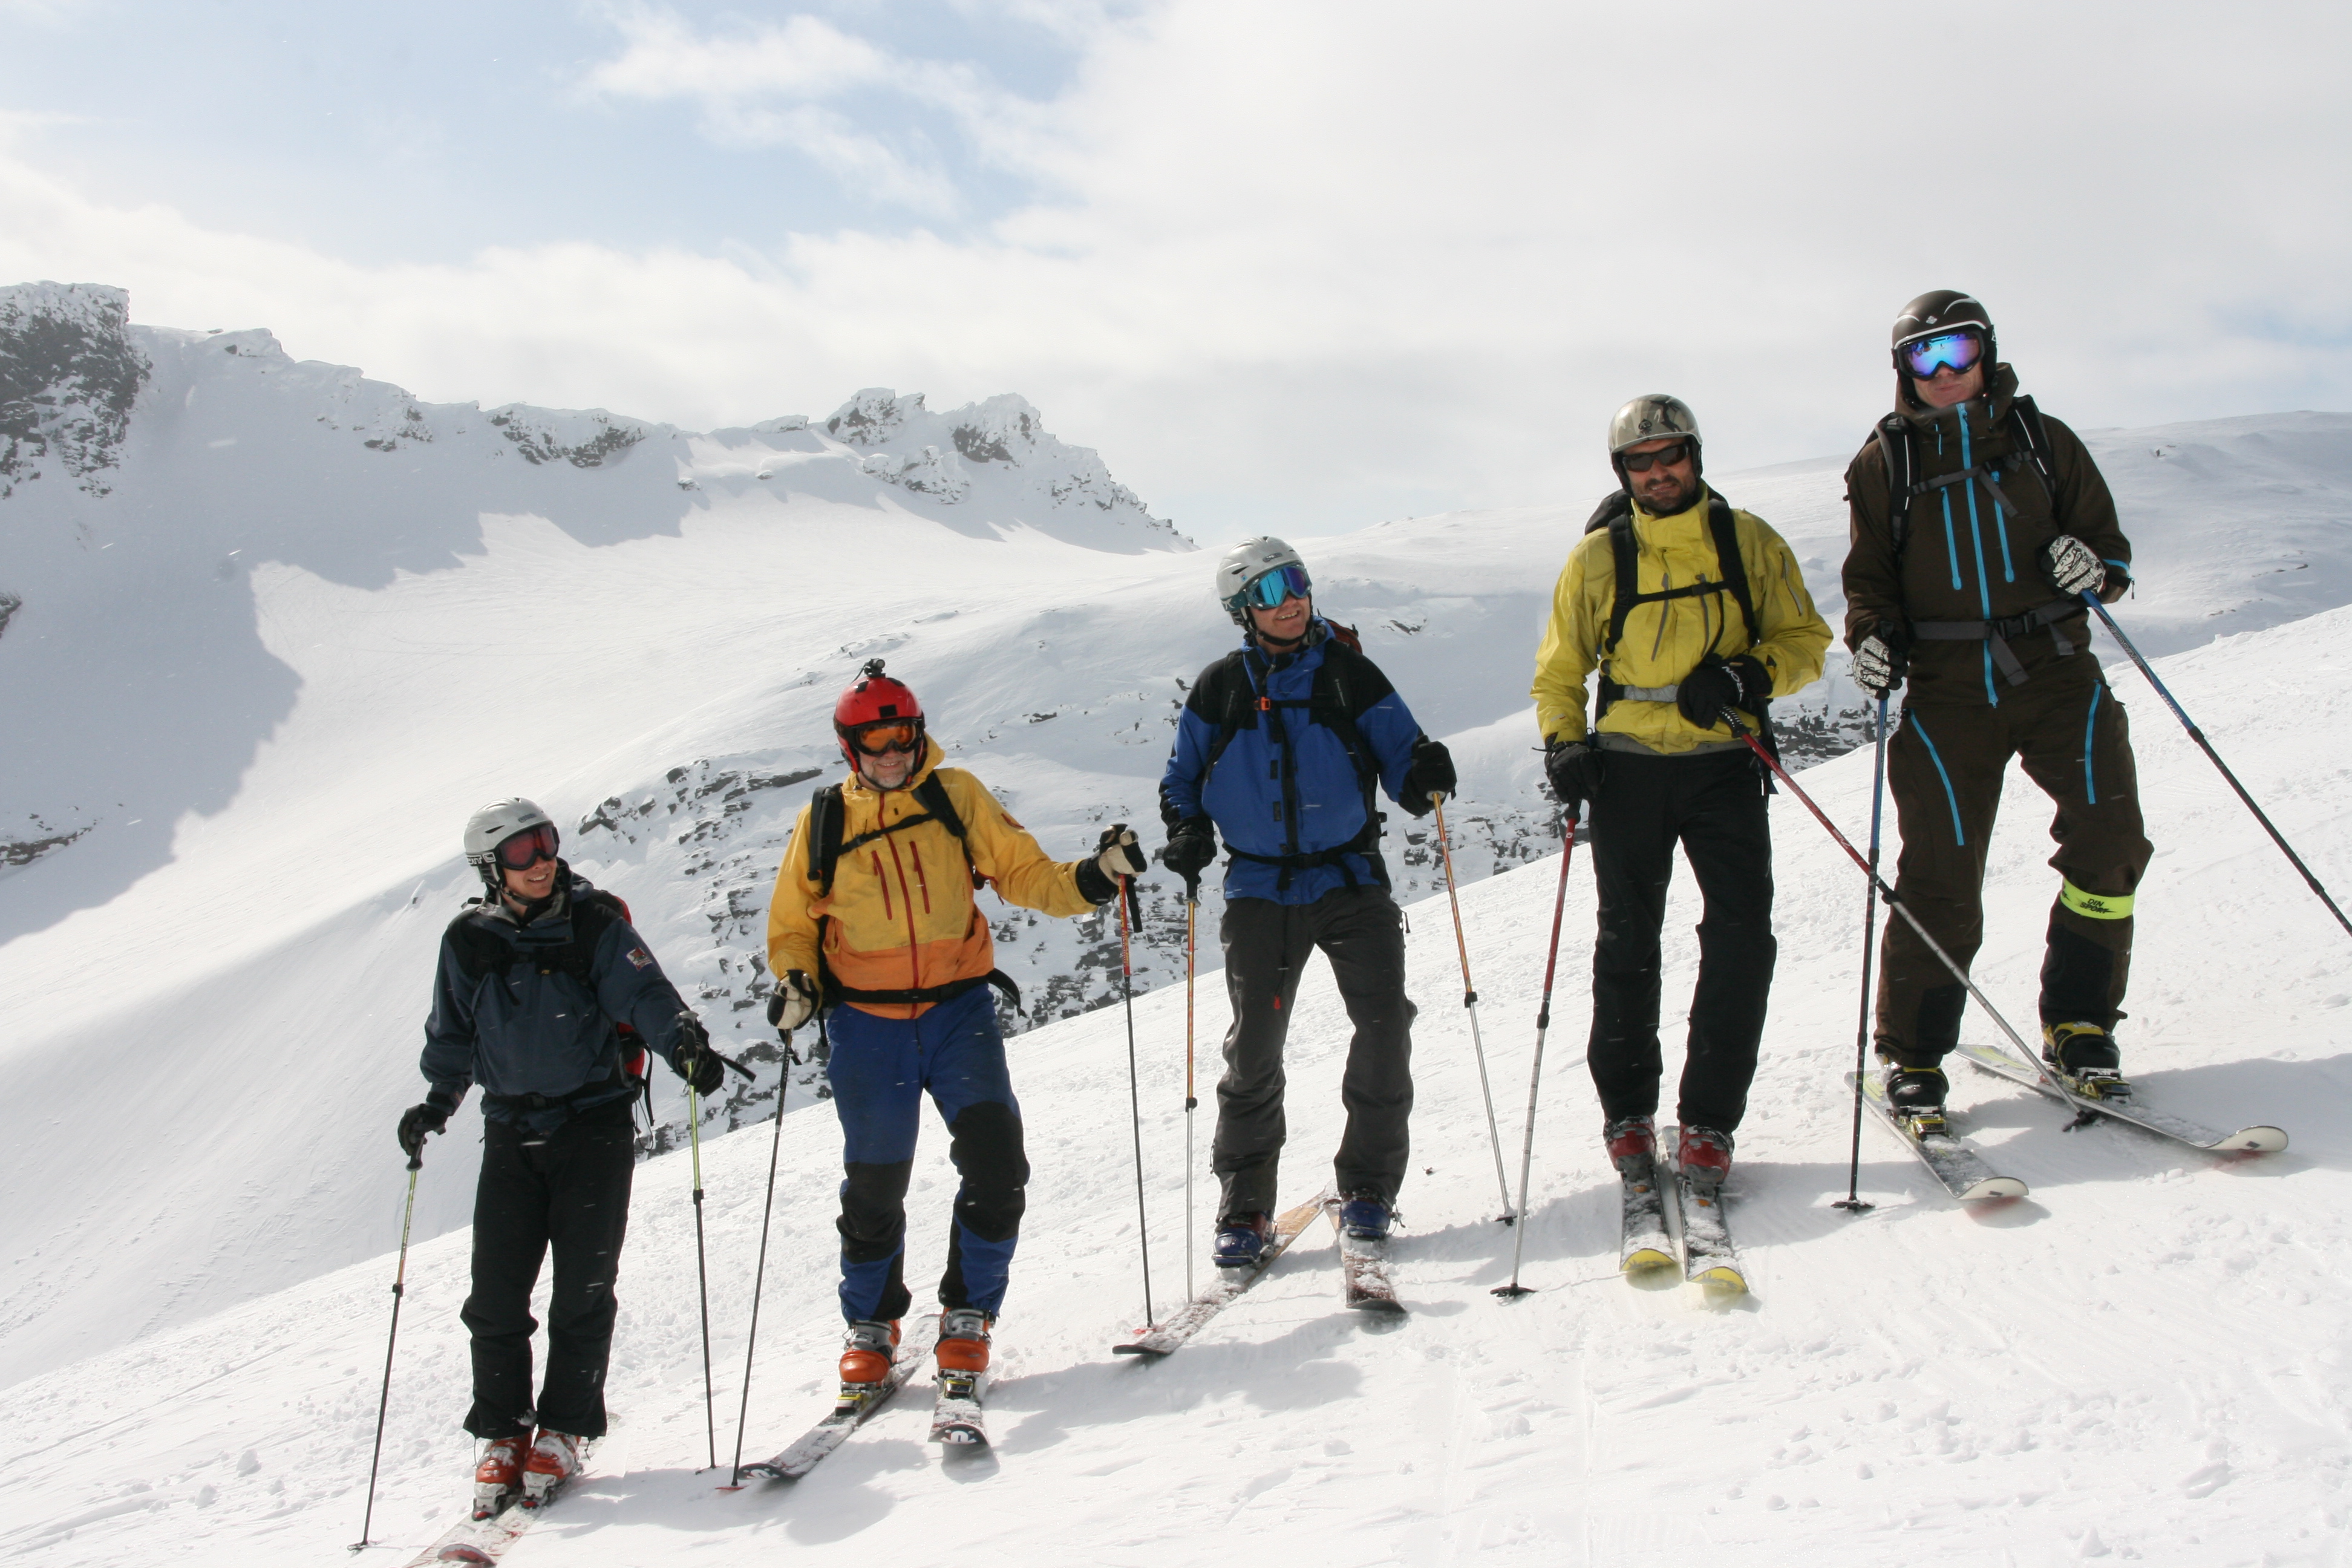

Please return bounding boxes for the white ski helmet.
[464,797,555,890]
[1215,536,1310,626]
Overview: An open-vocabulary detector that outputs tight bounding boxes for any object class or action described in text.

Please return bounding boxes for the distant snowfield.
[1,604,2346,1566]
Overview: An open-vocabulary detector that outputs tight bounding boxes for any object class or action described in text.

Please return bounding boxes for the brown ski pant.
[1876,667,2152,1065]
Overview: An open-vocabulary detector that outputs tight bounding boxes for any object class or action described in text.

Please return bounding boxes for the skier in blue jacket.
[1160,538,1455,1264]
[399,797,724,1518]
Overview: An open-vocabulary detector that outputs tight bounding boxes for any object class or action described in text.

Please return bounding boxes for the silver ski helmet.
[1215,536,1311,627]
[1607,394,1703,483]
[1892,289,1996,408]
[464,797,556,892]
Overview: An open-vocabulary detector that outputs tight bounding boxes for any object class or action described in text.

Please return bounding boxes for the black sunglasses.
[1621,441,1692,473]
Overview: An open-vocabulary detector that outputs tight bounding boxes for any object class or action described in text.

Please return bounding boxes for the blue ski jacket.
[1160,621,1427,905]
[420,867,693,1131]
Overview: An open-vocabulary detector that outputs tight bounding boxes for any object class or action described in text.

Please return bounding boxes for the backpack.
[1189,624,1393,890]
[445,878,651,1114]
[801,772,1022,1014]
[1581,489,1775,755]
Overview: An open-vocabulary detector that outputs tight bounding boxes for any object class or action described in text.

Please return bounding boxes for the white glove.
[1094,824,1148,880]
[1852,632,1907,698]
[767,970,818,1033]
[2041,535,2106,598]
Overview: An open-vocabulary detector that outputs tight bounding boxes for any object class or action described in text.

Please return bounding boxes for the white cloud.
[4,0,2350,540]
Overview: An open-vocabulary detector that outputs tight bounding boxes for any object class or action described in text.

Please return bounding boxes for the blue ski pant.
[825,985,1028,1324]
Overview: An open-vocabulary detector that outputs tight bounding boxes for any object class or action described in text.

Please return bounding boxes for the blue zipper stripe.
[1908,711,1967,847]
[1959,416,1994,616]
[1936,427,1962,590]
[1991,468,2016,581]
[2083,684,2103,806]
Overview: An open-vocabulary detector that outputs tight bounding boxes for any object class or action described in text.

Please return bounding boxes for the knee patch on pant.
[837,1160,913,1263]
[947,1101,1028,1244]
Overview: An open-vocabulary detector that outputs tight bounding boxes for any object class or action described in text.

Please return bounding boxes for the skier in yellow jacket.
[765,659,1145,1399]
[1531,394,1830,1189]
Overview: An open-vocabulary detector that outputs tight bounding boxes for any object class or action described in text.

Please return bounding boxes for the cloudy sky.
[4,0,2348,541]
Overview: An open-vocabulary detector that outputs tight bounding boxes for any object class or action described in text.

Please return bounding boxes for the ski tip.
[1348,1297,1407,1316]
[1621,1247,1676,1275]
[2218,1126,2288,1154]
[1958,1176,2030,1201]
[734,1463,783,1482]
[1689,1266,1748,1294]
[1111,1342,1167,1357]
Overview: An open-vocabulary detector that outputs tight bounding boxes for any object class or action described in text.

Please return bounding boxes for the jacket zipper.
[883,835,923,993]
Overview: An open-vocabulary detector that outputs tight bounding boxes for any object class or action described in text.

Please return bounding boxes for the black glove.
[766,970,818,1034]
[671,1010,725,1096]
[1543,737,1606,809]
[1074,823,1148,904]
[1851,619,1911,699]
[1160,817,1216,894]
[397,1093,455,1162]
[2040,534,2106,598]
[1400,736,1455,818]
[1674,654,1769,731]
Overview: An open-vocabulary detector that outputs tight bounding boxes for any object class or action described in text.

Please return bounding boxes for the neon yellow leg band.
[2059,878,2134,920]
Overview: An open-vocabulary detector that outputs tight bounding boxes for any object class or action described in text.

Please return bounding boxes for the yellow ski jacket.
[766,739,1096,1019]
[1532,486,1831,754]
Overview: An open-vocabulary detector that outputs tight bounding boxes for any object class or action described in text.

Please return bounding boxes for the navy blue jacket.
[1160,621,1426,904]
[421,867,692,1131]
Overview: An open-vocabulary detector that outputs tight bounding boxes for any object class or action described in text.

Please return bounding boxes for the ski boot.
[1336,1191,1392,1241]
[1602,1114,1657,1177]
[936,1307,992,1390]
[837,1318,901,1409]
[519,1429,583,1509]
[1883,1063,1950,1135]
[2043,1022,2129,1100]
[472,1431,530,1520]
[1675,1125,1734,1192]
[1213,1212,1272,1269]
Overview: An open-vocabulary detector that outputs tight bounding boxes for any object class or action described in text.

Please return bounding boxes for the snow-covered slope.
[4,277,2350,1397]
[2,604,2345,1566]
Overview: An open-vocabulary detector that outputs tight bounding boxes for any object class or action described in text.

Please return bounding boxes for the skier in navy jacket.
[1160,538,1454,1264]
[399,797,723,1518]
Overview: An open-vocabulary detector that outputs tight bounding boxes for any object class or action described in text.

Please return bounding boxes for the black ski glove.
[1851,619,1911,699]
[1159,816,1217,895]
[670,1010,726,1096]
[1675,654,1769,731]
[1543,737,1606,810]
[1400,736,1455,818]
[2040,534,2106,598]
[397,1090,458,1162]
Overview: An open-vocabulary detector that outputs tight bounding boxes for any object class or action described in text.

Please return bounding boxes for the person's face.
[1621,437,1697,514]
[848,720,922,791]
[858,746,915,791]
[1913,361,1985,409]
[1248,588,1312,645]
[497,830,560,904]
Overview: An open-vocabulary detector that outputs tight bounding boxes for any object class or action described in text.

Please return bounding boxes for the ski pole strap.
[1912,599,2080,687]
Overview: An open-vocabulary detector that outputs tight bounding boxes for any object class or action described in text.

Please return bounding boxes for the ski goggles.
[493,822,560,871]
[1899,330,1985,380]
[1619,440,1692,473]
[1240,563,1312,610]
[849,719,923,756]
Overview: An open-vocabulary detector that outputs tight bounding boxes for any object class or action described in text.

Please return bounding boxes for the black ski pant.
[460,1098,635,1440]
[1586,746,1775,1134]
[1214,887,1416,1219]
[1876,669,2151,1065]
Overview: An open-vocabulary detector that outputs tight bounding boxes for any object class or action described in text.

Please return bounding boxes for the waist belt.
[1224,817,1388,892]
[831,969,1023,1013]
[483,1064,623,1116]
[1913,599,2080,687]
[1615,683,1679,703]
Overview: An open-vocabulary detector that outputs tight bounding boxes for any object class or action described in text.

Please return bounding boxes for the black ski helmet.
[1892,290,1996,409]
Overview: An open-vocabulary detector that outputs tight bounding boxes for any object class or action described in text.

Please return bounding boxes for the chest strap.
[1913,598,2080,687]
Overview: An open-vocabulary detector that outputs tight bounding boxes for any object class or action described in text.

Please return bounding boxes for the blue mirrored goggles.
[1240,563,1312,610]
[1900,330,1985,379]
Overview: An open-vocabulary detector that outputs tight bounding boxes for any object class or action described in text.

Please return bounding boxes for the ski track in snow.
[2,606,2349,1565]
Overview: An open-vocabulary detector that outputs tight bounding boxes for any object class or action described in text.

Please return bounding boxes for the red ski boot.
[472,1432,529,1520]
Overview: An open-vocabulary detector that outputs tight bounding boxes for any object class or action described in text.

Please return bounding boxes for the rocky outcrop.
[0,283,149,500]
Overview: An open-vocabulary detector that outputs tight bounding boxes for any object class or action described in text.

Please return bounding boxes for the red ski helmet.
[833,658,926,768]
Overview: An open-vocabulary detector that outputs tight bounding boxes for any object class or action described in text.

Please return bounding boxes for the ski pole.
[1717,711,2059,1089]
[722,1024,802,1489]
[1429,794,1515,1223]
[1834,696,1889,1215]
[2082,593,2351,941]
[1117,875,1155,1328]
[351,1146,423,1550]
[1183,877,1199,1305]
[686,1079,718,1472]
[1494,805,1579,1300]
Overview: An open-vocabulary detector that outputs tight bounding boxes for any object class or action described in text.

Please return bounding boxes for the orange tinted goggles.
[851,720,922,756]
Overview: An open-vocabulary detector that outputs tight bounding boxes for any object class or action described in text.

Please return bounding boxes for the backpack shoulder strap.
[1193,649,1257,791]
[1874,413,1916,564]
[559,887,628,993]
[806,782,848,898]
[913,770,984,889]
[1602,509,1640,657]
[2006,394,2061,504]
[1705,492,1762,653]
[1307,641,1387,795]
[443,904,510,984]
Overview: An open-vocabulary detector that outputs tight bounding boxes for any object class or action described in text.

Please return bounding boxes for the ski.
[737,1318,942,1483]
[1618,1166,1675,1275]
[1671,1172,1746,1293]
[1955,1042,2288,1154]
[1113,1189,1334,1357]
[929,1370,987,1446]
[404,1443,596,1567]
[1325,1201,1405,1315]
[1852,1070,2029,1201]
